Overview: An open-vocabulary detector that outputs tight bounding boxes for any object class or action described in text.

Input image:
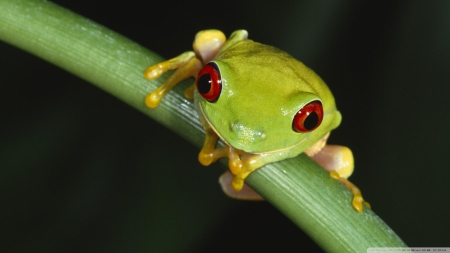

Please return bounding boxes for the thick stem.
[0,0,406,252]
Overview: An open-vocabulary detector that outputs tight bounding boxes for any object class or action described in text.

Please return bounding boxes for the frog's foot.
[309,144,370,212]
[330,171,371,212]
[198,128,227,166]
[144,52,202,108]
[197,126,260,198]
[229,153,262,192]
[219,171,264,201]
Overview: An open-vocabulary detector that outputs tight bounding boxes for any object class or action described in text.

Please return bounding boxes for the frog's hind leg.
[329,171,371,212]
[309,144,370,212]
[308,144,354,178]
[193,30,227,64]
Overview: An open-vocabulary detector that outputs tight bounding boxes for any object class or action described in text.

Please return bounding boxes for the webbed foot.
[330,171,371,212]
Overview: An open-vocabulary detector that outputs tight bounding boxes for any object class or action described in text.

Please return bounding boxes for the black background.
[1,1,449,252]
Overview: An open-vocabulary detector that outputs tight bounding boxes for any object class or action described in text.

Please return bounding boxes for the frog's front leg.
[198,127,245,176]
[144,52,202,108]
[198,127,228,166]
[230,155,258,191]
[199,137,265,200]
[196,114,264,199]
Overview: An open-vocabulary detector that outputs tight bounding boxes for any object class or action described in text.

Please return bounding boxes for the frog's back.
[216,40,336,113]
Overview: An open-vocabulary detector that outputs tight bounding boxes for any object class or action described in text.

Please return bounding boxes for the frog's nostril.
[256,131,266,140]
[230,120,238,131]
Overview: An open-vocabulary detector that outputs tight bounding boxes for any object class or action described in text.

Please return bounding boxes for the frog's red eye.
[196,62,222,102]
[293,101,324,133]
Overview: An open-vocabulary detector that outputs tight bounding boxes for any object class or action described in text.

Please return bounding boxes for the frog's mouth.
[198,102,233,147]
[198,102,323,155]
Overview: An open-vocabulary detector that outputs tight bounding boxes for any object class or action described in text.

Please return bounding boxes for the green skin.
[194,31,342,168]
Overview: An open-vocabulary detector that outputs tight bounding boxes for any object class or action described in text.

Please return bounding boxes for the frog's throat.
[199,103,316,155]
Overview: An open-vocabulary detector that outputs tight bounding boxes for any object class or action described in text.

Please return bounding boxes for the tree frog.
[144,30,369,212]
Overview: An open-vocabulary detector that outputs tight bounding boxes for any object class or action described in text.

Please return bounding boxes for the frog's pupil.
[304,112,319,130]
[198,74,212,94]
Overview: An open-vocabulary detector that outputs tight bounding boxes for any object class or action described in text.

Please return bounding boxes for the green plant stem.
[0,0,406,252]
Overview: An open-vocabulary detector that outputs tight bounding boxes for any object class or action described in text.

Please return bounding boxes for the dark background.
[1,1,449,252]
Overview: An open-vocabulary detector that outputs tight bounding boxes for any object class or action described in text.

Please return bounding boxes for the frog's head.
[195,41,341,154]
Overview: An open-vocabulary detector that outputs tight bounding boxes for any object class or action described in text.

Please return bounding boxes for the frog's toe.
[144,64,164,80]
[219,171,264,200]
[145,91,162,108]
[228,159,243,175]
[198,150,214,166]
[351,195,371,213]
[231,175,245,191]
[352,195,364,213]
[329,171,370,213]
